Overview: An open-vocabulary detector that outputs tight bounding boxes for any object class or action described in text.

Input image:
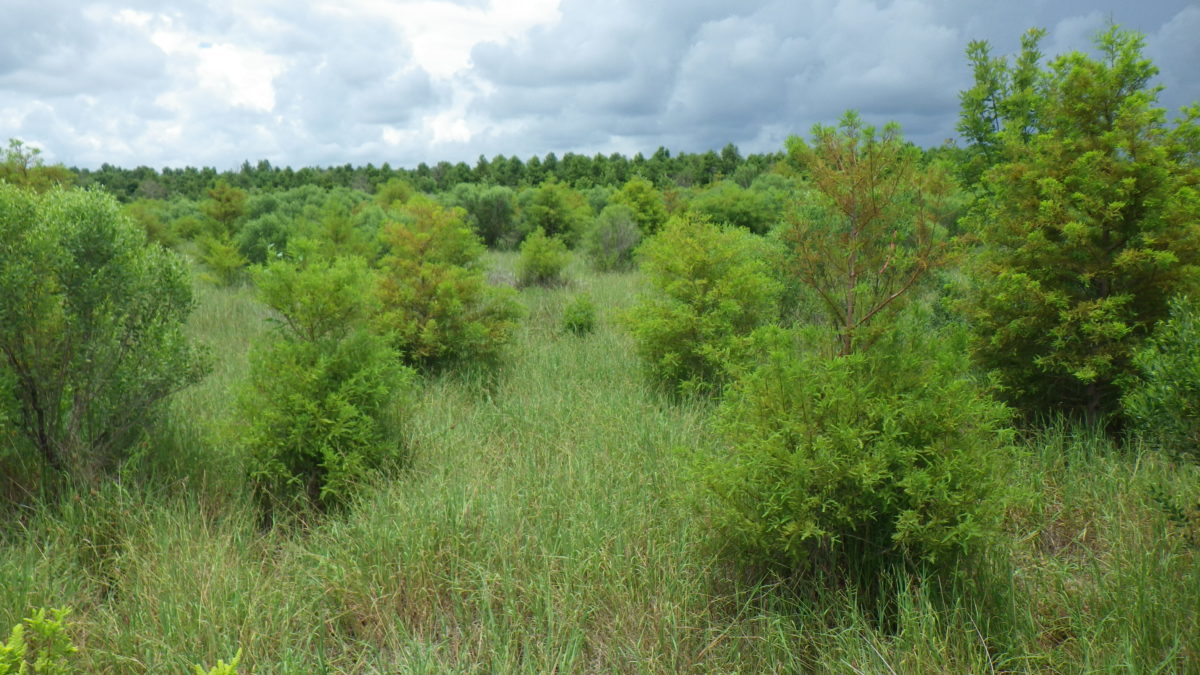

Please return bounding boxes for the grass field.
[2,253,1198,672]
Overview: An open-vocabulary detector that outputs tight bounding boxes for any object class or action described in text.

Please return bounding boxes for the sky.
[3,0,1198,171]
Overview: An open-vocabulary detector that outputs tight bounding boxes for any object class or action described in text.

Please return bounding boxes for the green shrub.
[241,255,413,516]
[1123,296,1200,461]
[442,183,517,248]
[197,233,248,286]
[611,177,668,235]
[562,294,597,335]
[961,27,1200,421]
[0,185,209,479]
[625,214,781,395]
[516,179,591,245]
[0,608,76,674]
[517,227,570,287]
[584,204,641,272]
[374,198,522,368]
[701,321,1014,574]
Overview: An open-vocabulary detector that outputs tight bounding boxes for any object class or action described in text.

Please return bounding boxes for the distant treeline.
[72,144,788,202]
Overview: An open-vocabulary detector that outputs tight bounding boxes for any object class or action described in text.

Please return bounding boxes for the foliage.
[625,214,781,395]
[611,177,668,235]
[193,649,241,675]
[199,180,247,238]
[962,26,1200,421]
[785,111,954,356]
[374,197,522,367]
[701,320,1014,574]
[197,234,249,287]
[235,213,289,265]
[516,228,570,287]
[1122,296,1200,461]
[122,199,176,248]
[0,608,76,675]
[0,185,208,478]
[956,29,1047,186]
[562,294,597,335]
[375,178,415,209]
[0,139,73,193]
[241,254,412,515]
[689,180,781,234]
[443,183,517,248]
[517,179,590,245]
[583,204,641,272]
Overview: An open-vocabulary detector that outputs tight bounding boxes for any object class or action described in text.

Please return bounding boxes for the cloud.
[0,0,1196,169]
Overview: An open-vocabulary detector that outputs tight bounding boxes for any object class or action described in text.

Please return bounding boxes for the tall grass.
[1,255,1197,672]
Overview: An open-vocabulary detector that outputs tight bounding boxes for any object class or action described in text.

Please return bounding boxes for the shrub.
[562,294,597,335]
[197,233,248,286]
[611,176,668,235]
[241,255,413,515]
[1122,296,1200,461]
[701,320,1014,574]
[517,227,570,287]
[0,608,76,674]
[517,179,590,245]
[0,185,208,479]
[583,204,641,272]
[625,214,781,395]
[688,180,779,234]
[443,183,517,248]
[374,197,522,368]
[961,27,1200,421]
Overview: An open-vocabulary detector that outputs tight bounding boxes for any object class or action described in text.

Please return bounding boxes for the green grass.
[2,255,1198,672]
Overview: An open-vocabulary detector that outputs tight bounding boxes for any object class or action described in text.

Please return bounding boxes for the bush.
[562,294,597,335]
[197,233,248,286]
[0,608,76,674]
[374,197,522,367]
[0,185,208,479]
[611,177,668,235]
[961,27,1200,421]
[1123,296,1200,461]
[517,227,570,287]
[584,204,641,272]
[625,214,781,395]
[516,179,590,245]
[443,183,517,248]
[241,255,413,516]
[701,321,1014,574]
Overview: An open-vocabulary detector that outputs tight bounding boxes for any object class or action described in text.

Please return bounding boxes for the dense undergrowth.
[1,254,1197,672]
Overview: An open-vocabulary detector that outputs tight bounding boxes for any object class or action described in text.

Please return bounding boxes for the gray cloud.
[1,0,1196,169]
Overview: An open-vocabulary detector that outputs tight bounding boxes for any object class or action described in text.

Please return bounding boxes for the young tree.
[962,26,1200,420]
[0,185,208,478]
[785,111,954,356]
[374,197,522,367]
[0,139,74,192]
[241,253,412,515]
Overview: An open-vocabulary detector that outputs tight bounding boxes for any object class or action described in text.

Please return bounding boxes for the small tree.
[374,197,522,367]
[0,185,208,478]
[612,176,668,235]
[516,227,570,287]
[0,139,74,193]
[785,111,953,356]
[241,253,413,515]
[626,214,782,395]
[962,26,1200,420]
[583,204,641,272]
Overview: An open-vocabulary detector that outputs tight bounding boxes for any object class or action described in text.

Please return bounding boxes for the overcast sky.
[3,0,1197,170]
